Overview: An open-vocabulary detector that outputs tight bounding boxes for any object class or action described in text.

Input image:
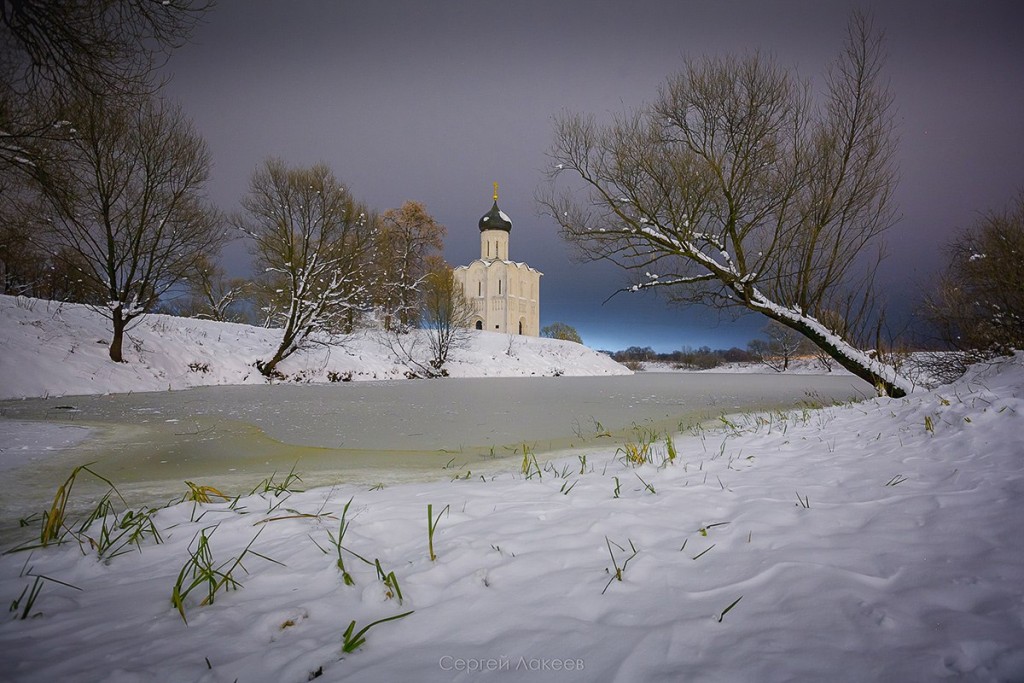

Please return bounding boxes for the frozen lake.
[0,373,871,540]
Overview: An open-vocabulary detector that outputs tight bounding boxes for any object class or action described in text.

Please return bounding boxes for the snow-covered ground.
[637,356,944,384]
[637,359,842,374]
[0,295,1022,682]
[0,295,628,401]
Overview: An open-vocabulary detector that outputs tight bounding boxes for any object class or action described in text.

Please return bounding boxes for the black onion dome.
[478,201,512,232]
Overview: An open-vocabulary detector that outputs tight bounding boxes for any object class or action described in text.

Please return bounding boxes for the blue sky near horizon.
[163,0,1023,353]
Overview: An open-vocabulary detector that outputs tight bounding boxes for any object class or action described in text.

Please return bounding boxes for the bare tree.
[422,262,474,372]
[749,320,813,372]
[235,158,375,378]
[0,176,46,294]
[0,0,213,178]
[170,253,249,322]
[1,0,211,93]
[381,259,474,377]
[372,200,446,330]
[3,175,109,300]
[541,12,912,397]
[30,92,222,362]
[922,191,1024,380]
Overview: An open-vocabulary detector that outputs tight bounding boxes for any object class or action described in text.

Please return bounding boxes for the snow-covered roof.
[455,259,542,275]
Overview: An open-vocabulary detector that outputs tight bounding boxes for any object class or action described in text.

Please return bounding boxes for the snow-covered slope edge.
[0,295,628,400]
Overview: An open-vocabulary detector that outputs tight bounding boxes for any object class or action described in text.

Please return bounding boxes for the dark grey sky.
[162,0,1024,352]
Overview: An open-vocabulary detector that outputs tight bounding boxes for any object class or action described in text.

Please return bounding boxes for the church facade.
[453,186,542,336]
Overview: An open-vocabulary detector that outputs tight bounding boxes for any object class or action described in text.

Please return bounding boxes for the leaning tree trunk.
[257,333,294,377]
[257,309,304,377]
[743,288,912,397]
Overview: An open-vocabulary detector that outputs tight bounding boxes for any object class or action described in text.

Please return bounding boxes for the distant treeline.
[604,346,755,370]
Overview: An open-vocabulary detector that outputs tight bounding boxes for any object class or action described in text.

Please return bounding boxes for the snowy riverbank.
[0,347,1020,680]
[0,295,628,400]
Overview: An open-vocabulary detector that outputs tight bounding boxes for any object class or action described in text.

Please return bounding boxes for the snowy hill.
[0,295,628,399]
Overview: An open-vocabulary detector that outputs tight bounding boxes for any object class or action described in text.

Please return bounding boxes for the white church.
[454,184,542,336]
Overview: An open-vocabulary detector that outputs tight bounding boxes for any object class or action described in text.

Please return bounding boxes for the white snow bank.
[637,358,848,374]
[0,354,1021,682]
[0,295,628,400]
